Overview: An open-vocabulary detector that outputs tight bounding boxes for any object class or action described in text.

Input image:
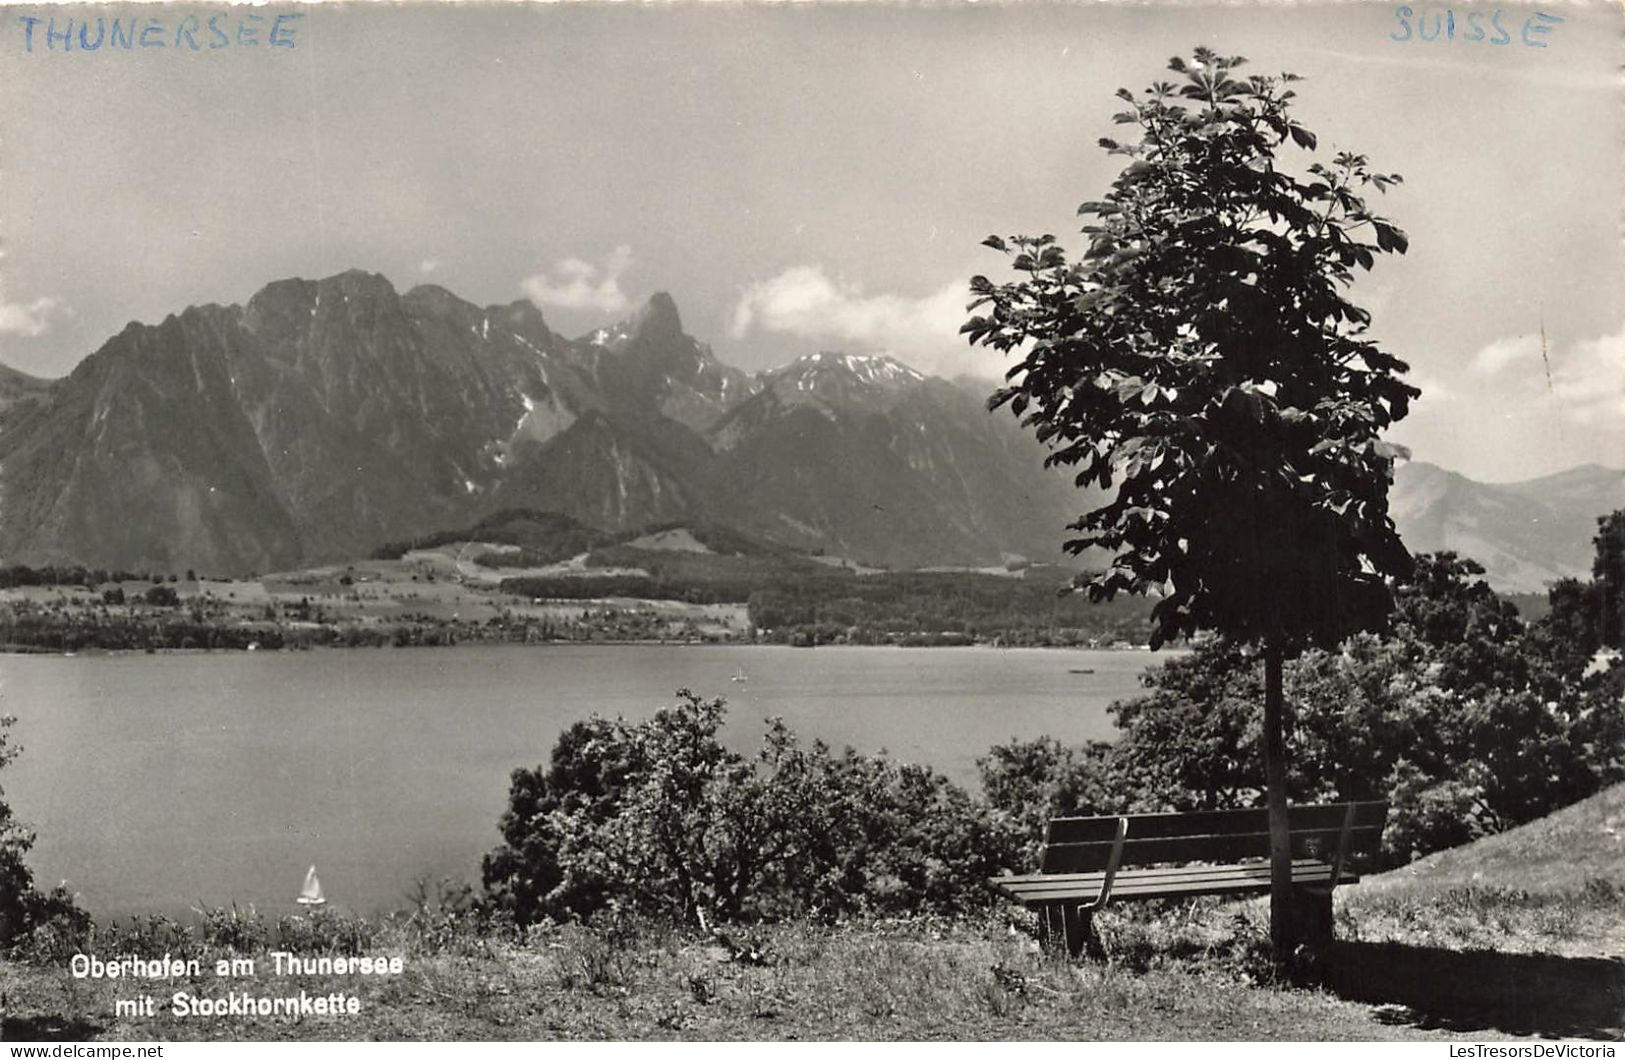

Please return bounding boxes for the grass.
[1,912,1456,1042]
[1342,783,1625,959]
[1361,783,1625,896]
[6,786,1623,1042]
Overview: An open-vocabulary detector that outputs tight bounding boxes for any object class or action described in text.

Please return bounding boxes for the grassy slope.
[1364,783,1625,895]
[1341,783,1625,959]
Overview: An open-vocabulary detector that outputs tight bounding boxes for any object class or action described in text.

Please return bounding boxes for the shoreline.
[0,638,1164,659]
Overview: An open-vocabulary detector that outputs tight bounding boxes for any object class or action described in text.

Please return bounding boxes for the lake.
[0,644,1173,918]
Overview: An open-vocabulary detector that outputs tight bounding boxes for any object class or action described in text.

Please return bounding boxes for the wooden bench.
[989,801,1388,957]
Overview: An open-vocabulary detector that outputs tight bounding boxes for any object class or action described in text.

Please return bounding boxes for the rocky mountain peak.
[757,352,927,413]
[630,292,684,343]
[789,352,925,386]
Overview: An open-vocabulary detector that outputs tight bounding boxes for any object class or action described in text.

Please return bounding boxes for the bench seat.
[992,857,1359,907]
[991,801,1388,957]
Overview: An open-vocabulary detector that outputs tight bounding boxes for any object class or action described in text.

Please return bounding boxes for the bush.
[196,903,271,953]
[1103,553,1625,865]
[977,735,1117,868]
[483,691,1020,927]
[0,714,90,950]
[1110,637,1265,812]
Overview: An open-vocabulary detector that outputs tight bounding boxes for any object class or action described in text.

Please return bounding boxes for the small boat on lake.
[1069,668,1096,675]
[296,865,327,907]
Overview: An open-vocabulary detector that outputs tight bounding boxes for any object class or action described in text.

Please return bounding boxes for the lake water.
[0,645,1171,918]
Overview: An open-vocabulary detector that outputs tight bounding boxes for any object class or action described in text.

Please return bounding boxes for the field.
[0,517,1155,651]
[0,553,752,651]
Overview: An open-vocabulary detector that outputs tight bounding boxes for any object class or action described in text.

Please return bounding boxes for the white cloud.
[419,259,440,276]
[1466,324,1625,428]
[0,249,66,337]
[522,245,633,314]
[1470,334,1535,376]
[0,292,63,337]
[729,265,989,378]
[1550,325,1625,427]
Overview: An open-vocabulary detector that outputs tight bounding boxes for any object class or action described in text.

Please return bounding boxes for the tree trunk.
[1263,636,1295,963]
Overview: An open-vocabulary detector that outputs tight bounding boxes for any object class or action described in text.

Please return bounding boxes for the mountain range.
[1389,460,1624,593]
[0,270,1078,576]
[0,268,1617,593]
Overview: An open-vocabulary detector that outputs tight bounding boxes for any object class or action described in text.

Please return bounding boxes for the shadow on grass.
[1324,940,1625,1039]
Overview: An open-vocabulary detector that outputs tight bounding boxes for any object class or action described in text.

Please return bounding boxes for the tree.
[1592,510,1625,650]
[963,48,1417,959]
[1109,636,1265,813]
[1109,552,1625,866]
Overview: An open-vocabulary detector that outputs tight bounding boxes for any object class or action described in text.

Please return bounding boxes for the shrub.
[1109,636,1265,812]
[483,691,1019,926]
[196,903,271,953]
[977,735,1117,868]
[1104,554,1625,865]
[0,714,90,951]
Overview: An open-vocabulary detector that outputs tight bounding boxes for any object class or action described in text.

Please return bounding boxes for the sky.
[0,0,1620,482]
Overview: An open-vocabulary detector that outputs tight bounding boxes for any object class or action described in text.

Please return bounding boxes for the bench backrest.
[1039,801,1388,875]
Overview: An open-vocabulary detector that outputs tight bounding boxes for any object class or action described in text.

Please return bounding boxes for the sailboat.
[296,865,327,907]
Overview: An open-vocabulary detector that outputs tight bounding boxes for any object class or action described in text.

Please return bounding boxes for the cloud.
[1466,324,1625,428]
[1550,326,1625,427]
[522,245,634,314]
[729,265,990,378]
[419,259,440,276]
[1470,335,1534,376]
[0,292,64,337]
[0,249,67,337]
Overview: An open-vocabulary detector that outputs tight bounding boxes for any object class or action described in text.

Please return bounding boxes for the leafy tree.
[1109,638,1264,812]
[1591,510,1625,650]
[1541,577,1603,666]
[1392,552,1535,698]
[964,48,1416,957]
[1112,552,1625,865]
[1544,511,1625,660]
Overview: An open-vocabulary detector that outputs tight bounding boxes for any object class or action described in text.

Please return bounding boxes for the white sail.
[296,865,327,906]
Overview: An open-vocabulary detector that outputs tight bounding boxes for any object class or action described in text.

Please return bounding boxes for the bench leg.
[1290,886,1334,953]
[1062,904,1106,960]
[1034,904,1058,953]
